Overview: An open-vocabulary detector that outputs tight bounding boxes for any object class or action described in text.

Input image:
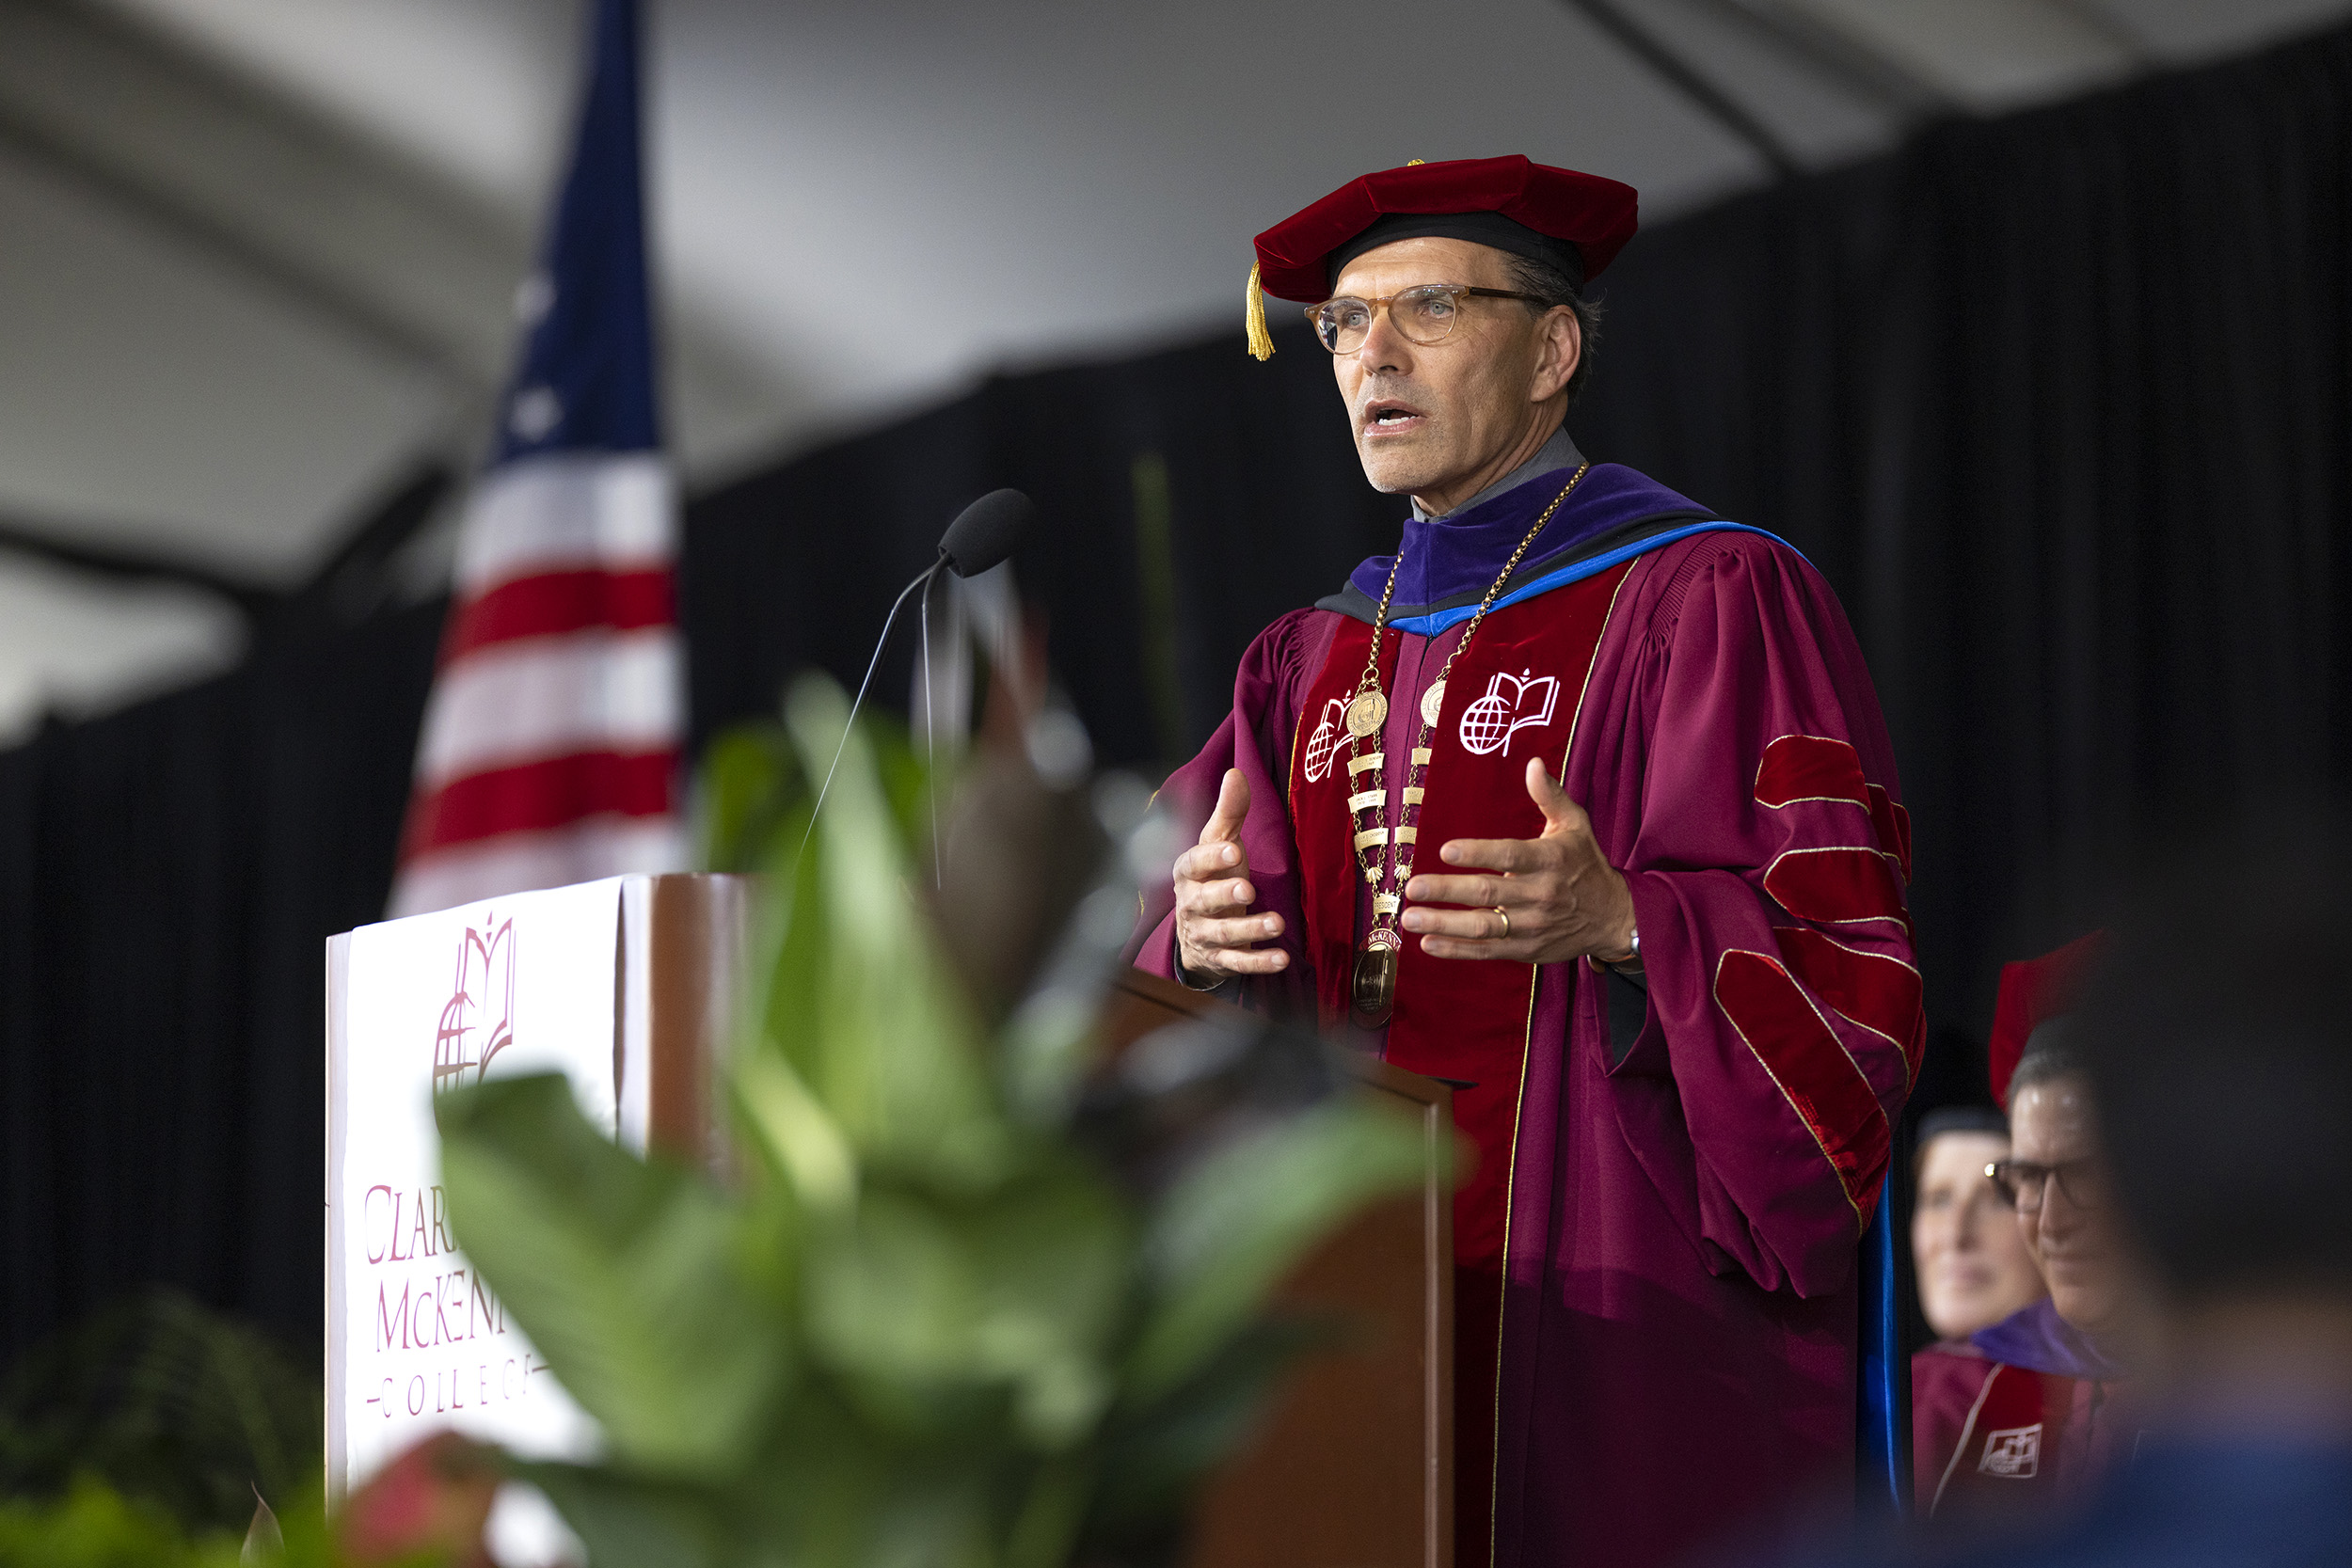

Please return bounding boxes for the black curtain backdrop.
[5,22,2347,1371]
[0,605,444,1369]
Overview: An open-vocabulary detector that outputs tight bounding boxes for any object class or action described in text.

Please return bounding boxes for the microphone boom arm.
[799,557,945,857]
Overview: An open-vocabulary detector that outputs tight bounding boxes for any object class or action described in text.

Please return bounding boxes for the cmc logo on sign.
[434,915,515,1095]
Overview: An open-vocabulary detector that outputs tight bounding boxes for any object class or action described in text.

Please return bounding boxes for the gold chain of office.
[1340,462,1591,1025]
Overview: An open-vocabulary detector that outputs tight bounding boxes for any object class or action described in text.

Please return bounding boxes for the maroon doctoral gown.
[1129,462,1921,1568]
[1913,1297,2140,1526]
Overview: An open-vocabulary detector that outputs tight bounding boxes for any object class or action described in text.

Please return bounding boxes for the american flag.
[389,0,681,917]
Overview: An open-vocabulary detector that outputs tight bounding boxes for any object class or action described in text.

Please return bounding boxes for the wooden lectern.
[1098,972,1456,1568]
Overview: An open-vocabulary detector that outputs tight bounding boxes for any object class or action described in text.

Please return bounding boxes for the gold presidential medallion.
[1351,929,1401,1027]
[1420,678,1447,728]
[1344,689,1388,738]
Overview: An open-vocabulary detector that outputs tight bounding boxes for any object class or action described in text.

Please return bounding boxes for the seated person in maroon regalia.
[1753,822,2352,1568]
[1914,943,2152,1524]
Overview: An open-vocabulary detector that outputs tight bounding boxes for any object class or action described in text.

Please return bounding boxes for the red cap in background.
[1988,930,2108,1109]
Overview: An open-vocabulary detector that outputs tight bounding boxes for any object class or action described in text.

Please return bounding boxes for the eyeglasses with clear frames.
[1986,1157,2112,1212]
[1306,283,1546,355]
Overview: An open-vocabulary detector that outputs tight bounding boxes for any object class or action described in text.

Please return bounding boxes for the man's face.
[1327,236,1579,512]
[2010,1074,2132,1337]
[1912,1130,2045,1340]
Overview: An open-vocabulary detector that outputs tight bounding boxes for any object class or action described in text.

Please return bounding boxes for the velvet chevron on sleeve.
[1603,534,1920,1297]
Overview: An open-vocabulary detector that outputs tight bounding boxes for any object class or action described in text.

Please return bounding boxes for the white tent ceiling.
[1,0,2344,742]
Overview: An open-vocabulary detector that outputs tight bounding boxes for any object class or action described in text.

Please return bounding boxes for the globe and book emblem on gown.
[1459,670,1561,757]
[1303,698,1348,783]
[1978,1424,2043,1479]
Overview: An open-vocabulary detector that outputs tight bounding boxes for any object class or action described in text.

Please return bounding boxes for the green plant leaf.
[732,1048,858,1217]
[961,1167,1132,1448]
[437,1075,790,1478]
[0,1289,319,1538]
[754,677,1008,1193]
[1124,1097,1427,1406]
[802,1188,985,1404]
[803,1164,1133,1449]
[510,1461,728,1568]
[0,1477,247,1568]
[733,1392,1011,1568]
[1002,1449,1092,1568]
[695,721,803,875]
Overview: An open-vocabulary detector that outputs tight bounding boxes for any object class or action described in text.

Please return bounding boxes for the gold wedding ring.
[1494,905,1510,939]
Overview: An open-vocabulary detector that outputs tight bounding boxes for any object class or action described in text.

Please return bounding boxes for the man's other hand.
[1403,758,1636,964]
[1172,768,1290,982]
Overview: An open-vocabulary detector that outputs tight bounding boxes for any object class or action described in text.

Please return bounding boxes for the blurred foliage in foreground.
[427,676,1430,1567]
[0,1288,355,1565]
[0,1287,318,1538]
[0,676,1425,1568]
[0,1476,248,1567]
[0,1476,350,1568]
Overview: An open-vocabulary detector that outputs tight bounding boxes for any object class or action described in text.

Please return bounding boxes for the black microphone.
[937,487,1035,578]
[803,490,1039,848]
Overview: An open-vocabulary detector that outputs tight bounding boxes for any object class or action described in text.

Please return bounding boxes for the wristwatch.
[1176,952,1232,992]
[1597,925,1641,970]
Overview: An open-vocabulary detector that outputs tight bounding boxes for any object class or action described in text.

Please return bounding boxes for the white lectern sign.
[327,872,741,1566]
[326,879,625,1503]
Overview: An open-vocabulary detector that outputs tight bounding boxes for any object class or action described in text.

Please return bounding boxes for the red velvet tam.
[1988,930,2108,1110]
[1255,155,1637,301]
[1241,155,1638,358]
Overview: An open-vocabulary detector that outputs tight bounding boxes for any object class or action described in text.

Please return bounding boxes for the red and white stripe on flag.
[388,451,684,917]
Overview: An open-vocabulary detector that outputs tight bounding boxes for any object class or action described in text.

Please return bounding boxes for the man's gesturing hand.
[1402,758,1636,964]
[1173,768,1291,982]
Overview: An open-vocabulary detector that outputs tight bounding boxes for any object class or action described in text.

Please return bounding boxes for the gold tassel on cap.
[1246,261,1274,361]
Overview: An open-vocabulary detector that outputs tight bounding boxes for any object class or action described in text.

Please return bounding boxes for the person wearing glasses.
[1128,158,1917,1568]
[1749,828,2352,1568]
[1912,942,2149,1524]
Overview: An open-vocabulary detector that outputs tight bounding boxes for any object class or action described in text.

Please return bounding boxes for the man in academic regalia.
[1126,158,1921,1566]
